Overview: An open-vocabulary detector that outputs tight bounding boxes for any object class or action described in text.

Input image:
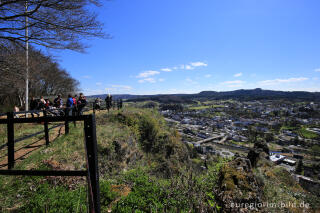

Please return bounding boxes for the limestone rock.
[217,157,265,213]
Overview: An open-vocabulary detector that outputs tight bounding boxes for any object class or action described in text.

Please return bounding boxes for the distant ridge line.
[88,88,320,102]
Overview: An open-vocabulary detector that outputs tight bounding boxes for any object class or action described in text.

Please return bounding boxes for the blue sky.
[52,0,320,95]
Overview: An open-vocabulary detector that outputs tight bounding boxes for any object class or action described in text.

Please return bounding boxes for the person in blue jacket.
[66,94,74,108]
[66,94,74,116]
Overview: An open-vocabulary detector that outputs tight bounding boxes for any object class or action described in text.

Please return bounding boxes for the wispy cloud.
[205,74,212,78]
[185,65,194,70]
[190,62,208,67]
[136,61,208,83]
[158,78,165,82]
[96,82,102,86]
[258,77,308,86]
[159,61,207,72]
[234,72,242,77]
[161,68,172,72]
[82,75,92,79]
[179,62,208,70]
[136,70,160,78]
[314,68,320,72]
[138,78,156,83]
[221,80,245,87]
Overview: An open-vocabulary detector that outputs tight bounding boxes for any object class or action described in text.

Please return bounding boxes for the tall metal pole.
[25,1,29,111]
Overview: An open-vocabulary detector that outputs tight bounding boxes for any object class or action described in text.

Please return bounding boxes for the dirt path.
[0,124,65,169]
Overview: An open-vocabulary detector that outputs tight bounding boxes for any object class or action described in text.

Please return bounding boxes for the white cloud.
[138,78,156,83]
[190,62,208,67]
[136,61,208,81]
[185,65,194,70]
[205,74,212,78]
[221,80,245,87]
[258,77,308,86]
[161,68,172,72]
[234,72,243,77]
[314,68,320,72]
[136,70,160,78]
[96,82,102,86]
[82,75,92,79]
[158,78,165,82]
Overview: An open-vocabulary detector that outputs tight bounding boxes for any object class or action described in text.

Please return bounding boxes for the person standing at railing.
[77,93,87,115]
[119,99,123,109]
[66,94,74,116]
[94,98,101,111]
[105,94,112,112]
[72,94,78,117]
[66,94,74,108]
[54,94,63,108]
[39,96,46,110]
[30,97,40,118]
[13,105,19,118]
[30,97,38,111]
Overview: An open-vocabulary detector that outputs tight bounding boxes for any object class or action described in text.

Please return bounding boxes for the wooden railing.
[0,110,101,213]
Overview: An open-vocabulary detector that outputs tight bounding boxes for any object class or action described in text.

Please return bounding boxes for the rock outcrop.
[247,140,269,167]
[217,157,264,213]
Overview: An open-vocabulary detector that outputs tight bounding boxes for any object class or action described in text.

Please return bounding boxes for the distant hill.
[195,88,320,101]
[88,88,320,103]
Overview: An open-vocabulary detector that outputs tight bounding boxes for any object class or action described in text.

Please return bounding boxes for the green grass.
[280,126,299,131]
[298,127,318,139]
[189,105,211,110]
[189,104,224,110]
[0,123,88,211]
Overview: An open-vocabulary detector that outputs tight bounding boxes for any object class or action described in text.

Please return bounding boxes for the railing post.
[84,114,100,213]
[7,112,14,169]
[72,107,76,127]
[93,103,95,114]
[43,110,49,146]
[64,108,69,134]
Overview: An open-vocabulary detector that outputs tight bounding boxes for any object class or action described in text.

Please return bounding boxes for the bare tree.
[0,42,79,110]
[0,0,107,51]
[0,0,107,110]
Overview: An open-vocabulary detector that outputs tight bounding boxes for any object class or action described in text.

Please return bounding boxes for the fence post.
[84,114,100,213]
[43,110,49,146]
[7,112,14,169]
[72,107,76,127]
[64,108,69,134]
[92,103,95,114]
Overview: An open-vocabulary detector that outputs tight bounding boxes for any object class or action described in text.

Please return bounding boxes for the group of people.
[29,93,87,115]
[93,95,123,112]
